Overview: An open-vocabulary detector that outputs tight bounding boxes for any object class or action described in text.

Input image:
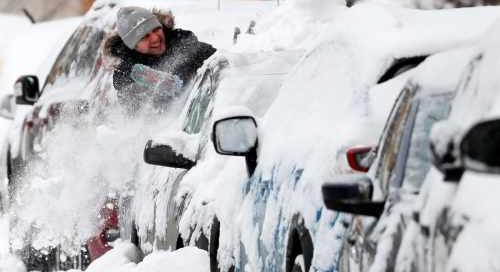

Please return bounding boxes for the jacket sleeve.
[185,30,216,64]
[197,41,216,64]
[173,30,217,82]
[113,61,149,113]
[113,61,134,92]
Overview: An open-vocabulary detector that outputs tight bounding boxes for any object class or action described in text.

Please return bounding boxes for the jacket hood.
[104,34,131,58]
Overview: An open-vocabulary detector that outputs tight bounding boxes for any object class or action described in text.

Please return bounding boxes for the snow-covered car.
[321,46,478,272]
[394,20,500,272]
[185,4,500,272]
[3,3,118,271]
[0,16,82,209]
[136,49,304,265]
[3,1,276,270]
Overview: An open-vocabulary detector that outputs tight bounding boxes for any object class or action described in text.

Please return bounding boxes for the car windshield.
[402,92,453,191]
[42,24,105,93]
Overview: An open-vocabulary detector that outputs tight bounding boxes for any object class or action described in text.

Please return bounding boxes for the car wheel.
[130,221,140,247]
[292,254,305,272]
[209,217,220,272]
[209,217,235,272]
[50,245,90,271]
[176,234,185,249]
[286,215,314,272]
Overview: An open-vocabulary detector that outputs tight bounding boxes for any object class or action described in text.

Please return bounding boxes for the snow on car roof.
[0,17,81,94]
[256,3,500,170]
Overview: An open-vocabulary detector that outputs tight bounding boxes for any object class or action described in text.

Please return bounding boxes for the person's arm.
[197,41,216,63]
[113,61,134,92]
[113,61,150,112]
[172,30,217,82]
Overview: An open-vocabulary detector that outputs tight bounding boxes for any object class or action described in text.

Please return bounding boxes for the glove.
[130,64,183,94]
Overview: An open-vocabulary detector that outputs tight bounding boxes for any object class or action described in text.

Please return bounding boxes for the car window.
[374,85,415,195]
[401,93,453,191]
[377,56,427,84]
[183,68,217,134]
[42,25,105,93]
[182,58,227,134]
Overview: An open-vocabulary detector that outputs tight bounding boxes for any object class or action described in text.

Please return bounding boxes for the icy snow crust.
[395,19,500,272]
[4,1,500,272]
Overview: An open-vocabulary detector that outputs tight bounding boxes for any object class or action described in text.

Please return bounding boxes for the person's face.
[135,27,166,55]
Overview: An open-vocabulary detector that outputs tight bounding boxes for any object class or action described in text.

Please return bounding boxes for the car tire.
[292,254,305,272]
[50,245,90,271]
[209,217,235,272]
[130,221,140,247]
[176,234,185,249]
[286,215,314,272]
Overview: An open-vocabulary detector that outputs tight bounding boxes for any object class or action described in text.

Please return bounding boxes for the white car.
[177,4,500,272]
[396,19,500,272]
[0,16,81,211]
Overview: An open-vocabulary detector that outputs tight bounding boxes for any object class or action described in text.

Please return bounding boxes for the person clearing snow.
[105,7,216,115]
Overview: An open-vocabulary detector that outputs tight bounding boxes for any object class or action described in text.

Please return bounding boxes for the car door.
[342,85,455,272]
[136,58,226,253]
[340,84,417,272]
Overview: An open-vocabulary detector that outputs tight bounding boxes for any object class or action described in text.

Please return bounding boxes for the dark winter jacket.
[105,25,216,113]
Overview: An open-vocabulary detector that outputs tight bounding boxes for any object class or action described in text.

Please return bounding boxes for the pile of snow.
[86,244,208,272]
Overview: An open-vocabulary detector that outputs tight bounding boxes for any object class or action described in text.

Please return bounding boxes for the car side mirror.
[14,75,40,105]
[212,115,258,176]
[143,139,196,169]
[429,121,464,182]
[322,174,385,217]
[460,119,500,174]
[346,146,376,172]
[0,94,15,120]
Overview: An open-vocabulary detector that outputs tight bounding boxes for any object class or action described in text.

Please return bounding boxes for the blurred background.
[0,0,94,22]
[2,0,500,23]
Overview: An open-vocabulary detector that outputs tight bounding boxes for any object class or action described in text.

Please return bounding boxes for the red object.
[24,119,34,129]
[87,201,119,262]
[346,146,374,172]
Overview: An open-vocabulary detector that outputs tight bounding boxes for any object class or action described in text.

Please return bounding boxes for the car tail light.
[87,200,120,261]
[99,202,118,228]
[346,146,376,173]
[24,119,34,129]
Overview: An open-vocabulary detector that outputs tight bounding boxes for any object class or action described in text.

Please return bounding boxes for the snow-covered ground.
[86,242,208,272]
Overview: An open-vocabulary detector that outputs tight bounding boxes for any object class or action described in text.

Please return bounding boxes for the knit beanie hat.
[117,6,162,49]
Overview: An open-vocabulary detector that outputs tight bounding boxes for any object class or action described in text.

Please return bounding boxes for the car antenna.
[22,8,36,24]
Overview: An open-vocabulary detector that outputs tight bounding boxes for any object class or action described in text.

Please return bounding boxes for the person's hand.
[157,74,183,93]
[131,64,183,96]
[131,64,163,88]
